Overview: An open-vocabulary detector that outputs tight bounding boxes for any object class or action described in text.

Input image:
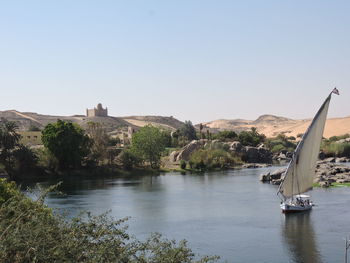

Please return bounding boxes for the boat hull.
[280,203,312,213]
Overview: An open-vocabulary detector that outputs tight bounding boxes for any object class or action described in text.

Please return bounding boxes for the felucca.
[277,88,340,213]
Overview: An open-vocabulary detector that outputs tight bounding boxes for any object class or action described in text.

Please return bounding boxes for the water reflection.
[282,212,322,263]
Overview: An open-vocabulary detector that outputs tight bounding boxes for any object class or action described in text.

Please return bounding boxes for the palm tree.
[0,119,21,174]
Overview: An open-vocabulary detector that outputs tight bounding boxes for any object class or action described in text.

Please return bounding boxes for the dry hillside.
[0,110,184,132]
[201,114,350,138]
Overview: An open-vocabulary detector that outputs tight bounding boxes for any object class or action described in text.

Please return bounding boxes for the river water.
[25,166,350,263]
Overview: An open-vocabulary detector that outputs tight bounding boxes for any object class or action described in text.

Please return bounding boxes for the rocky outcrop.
[170,139,207,162]
[260,161,350,187]
[272,151,293,162]
[242,163,270,168]
[260,168,286,183]
[170,140,273,164]
[240,145,272,163]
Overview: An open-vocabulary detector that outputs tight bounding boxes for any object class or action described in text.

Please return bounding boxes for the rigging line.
[296,157,301,197]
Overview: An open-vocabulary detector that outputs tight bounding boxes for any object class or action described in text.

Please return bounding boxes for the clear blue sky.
[1,0,349,123]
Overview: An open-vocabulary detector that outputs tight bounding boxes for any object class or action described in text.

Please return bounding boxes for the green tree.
[86,122,109,165]
[265,133,296,153]
[131,125,167,168]
[212,131,238,141]
[41,120,91,169]
[13,145,38,173]
[117,149,141,170]
[179,121,197,141]
[0,119,21,175]
[238,127,266,147]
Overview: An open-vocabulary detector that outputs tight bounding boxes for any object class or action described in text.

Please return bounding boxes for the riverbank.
[24,166,350,263]
[260,161,350,187]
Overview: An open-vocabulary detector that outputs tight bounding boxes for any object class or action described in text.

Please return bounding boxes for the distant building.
[86,103,108,117]
[19,131,42,146]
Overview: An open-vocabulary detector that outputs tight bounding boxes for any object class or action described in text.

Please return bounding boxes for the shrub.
[180,160,187,169]
[190,148,237,171]
[117,149,141,170]
[238,127,265,147]
[36,148,59,172]
[13,144,38,173]
[212,131,238,141]
[322,142,350,157]
[265,134,297,153]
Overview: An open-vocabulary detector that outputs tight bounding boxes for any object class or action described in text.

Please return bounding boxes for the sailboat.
[277,88,340,213]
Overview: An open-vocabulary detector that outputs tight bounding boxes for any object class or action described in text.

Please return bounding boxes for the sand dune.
[202,115,350,138]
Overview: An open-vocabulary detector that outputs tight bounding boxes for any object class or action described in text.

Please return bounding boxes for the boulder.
[228,141,243,153]
[175,140,207,162]
[336,179,350,183]
[241,146,272,163]
[271,179,282,185]
[277,153,287,160]
[260,172,271,182]
[242,163,269,169]
[169,151,179,162]
[324,157,336,163]
[259,168,285,182]
[270,168,286,180]
[319,181,331,188]
[336,157,348,163]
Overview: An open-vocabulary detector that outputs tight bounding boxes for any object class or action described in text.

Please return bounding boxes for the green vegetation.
[117,149,141,170]
[0,120,21,175]
[321,134,350,158]
[189,142,241,171]
[180,160,187,169]
[0,179,218,263]
[171,120,198,147]
[313,182,350,188]
[237,127,265,147]
[86,122,109,165]
[12,144,38,173]
[41,120,91,169]
[212,131,238,141]
[0,119,39,177]
[130,125,168,169]
[265,134,297,153]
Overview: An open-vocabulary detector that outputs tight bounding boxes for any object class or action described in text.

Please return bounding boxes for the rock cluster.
[242,163,271,168]
[315,161,350,186]
[169,140,273,164]
[260,161,350,187]
[169,140,207,162]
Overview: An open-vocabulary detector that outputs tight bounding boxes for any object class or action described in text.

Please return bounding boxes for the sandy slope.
[202,115,350,138]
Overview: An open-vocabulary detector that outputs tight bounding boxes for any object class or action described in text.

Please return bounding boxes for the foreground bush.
[190,148,238,171]
[0,179,218,263]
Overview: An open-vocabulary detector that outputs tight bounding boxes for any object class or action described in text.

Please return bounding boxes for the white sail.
[278,94,332,199]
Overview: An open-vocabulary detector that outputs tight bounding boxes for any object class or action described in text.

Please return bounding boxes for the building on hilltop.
[86,103,108,117]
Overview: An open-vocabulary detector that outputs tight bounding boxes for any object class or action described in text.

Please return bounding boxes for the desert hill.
[121,116,184,130]
[0,110,184,132]
[1,110,349,138]
[201,114,350,138]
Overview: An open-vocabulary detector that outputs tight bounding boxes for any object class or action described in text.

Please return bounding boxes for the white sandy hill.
[0,110,185,132]
[121,116,184,131]
[201,115,350,138]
